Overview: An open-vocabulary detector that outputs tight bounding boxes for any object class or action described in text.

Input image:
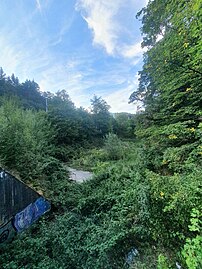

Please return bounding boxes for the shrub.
[0,99,56,181]
[104,133,123,160]
[181,208,202,269]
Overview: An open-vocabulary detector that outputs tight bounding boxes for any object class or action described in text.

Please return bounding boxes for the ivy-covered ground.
[0,134,201,268]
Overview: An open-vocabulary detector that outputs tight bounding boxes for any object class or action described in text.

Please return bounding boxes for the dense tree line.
[0,67,136,155]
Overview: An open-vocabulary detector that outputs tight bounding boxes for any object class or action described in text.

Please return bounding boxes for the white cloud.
[76,0,122,55]
[76,0,148,59]
[121,42,143,58]
[104,74,139,113]
[35,0,42,12]
[104,88,137,113]
[50,15,76,46]
[0,36,23,76]
[39,66,81,90]
[0,26,54,83]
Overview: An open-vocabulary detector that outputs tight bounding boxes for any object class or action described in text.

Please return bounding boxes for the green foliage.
[181,208,202,269]
[90,95,110,115]
[113,112,136,139]
[0,135,200,269]
[157,254,170,269]
[182,236,202,269]
[0,69,129,153]
[90,95,113,137]
[0,1,202,268]
[67,141,200,268]
[104,133,123,160]
[130,0,202,152]
[0,99,60,182]
[0,68,45,110]
[71,138,137,172]
[0,145,149,268]
[70,148,108,171]
[145,168,202,245]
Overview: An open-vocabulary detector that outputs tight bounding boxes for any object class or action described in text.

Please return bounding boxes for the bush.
[0,99,56,181]
[181,208,202,269]
[104,133,123,160]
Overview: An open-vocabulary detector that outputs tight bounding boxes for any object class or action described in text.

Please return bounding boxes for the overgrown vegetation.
[0,0,202,268]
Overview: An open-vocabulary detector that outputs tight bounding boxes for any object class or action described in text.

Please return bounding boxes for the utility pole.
[45,97,48,113]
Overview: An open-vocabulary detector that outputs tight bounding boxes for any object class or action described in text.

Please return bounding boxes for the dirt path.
[68,167,93,183]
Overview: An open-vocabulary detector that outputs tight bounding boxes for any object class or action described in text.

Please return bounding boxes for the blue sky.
[0,0,148,113]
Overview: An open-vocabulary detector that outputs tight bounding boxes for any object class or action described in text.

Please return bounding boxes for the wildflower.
[188,127,195,132]
[168,134,177,139]
[186,88,192,92]
[183,42,189,48]
[160,191,164,197]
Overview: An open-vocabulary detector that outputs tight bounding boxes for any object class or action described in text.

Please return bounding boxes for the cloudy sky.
[0,0,148,113]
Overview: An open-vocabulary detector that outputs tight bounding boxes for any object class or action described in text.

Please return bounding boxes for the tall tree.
[90,95,110,114]
[90,95,112,137]
[0,67,5,81]
[19,80,45,109]
[11,73,19,86]
[114,113,136,138]
[130,0,202,122]
[130,0,202,125]
[129,0,202,170]
[0,67,6,95]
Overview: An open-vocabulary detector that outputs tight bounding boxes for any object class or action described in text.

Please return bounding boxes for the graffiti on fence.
[0,220,16,245]
[14,197,51,232]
